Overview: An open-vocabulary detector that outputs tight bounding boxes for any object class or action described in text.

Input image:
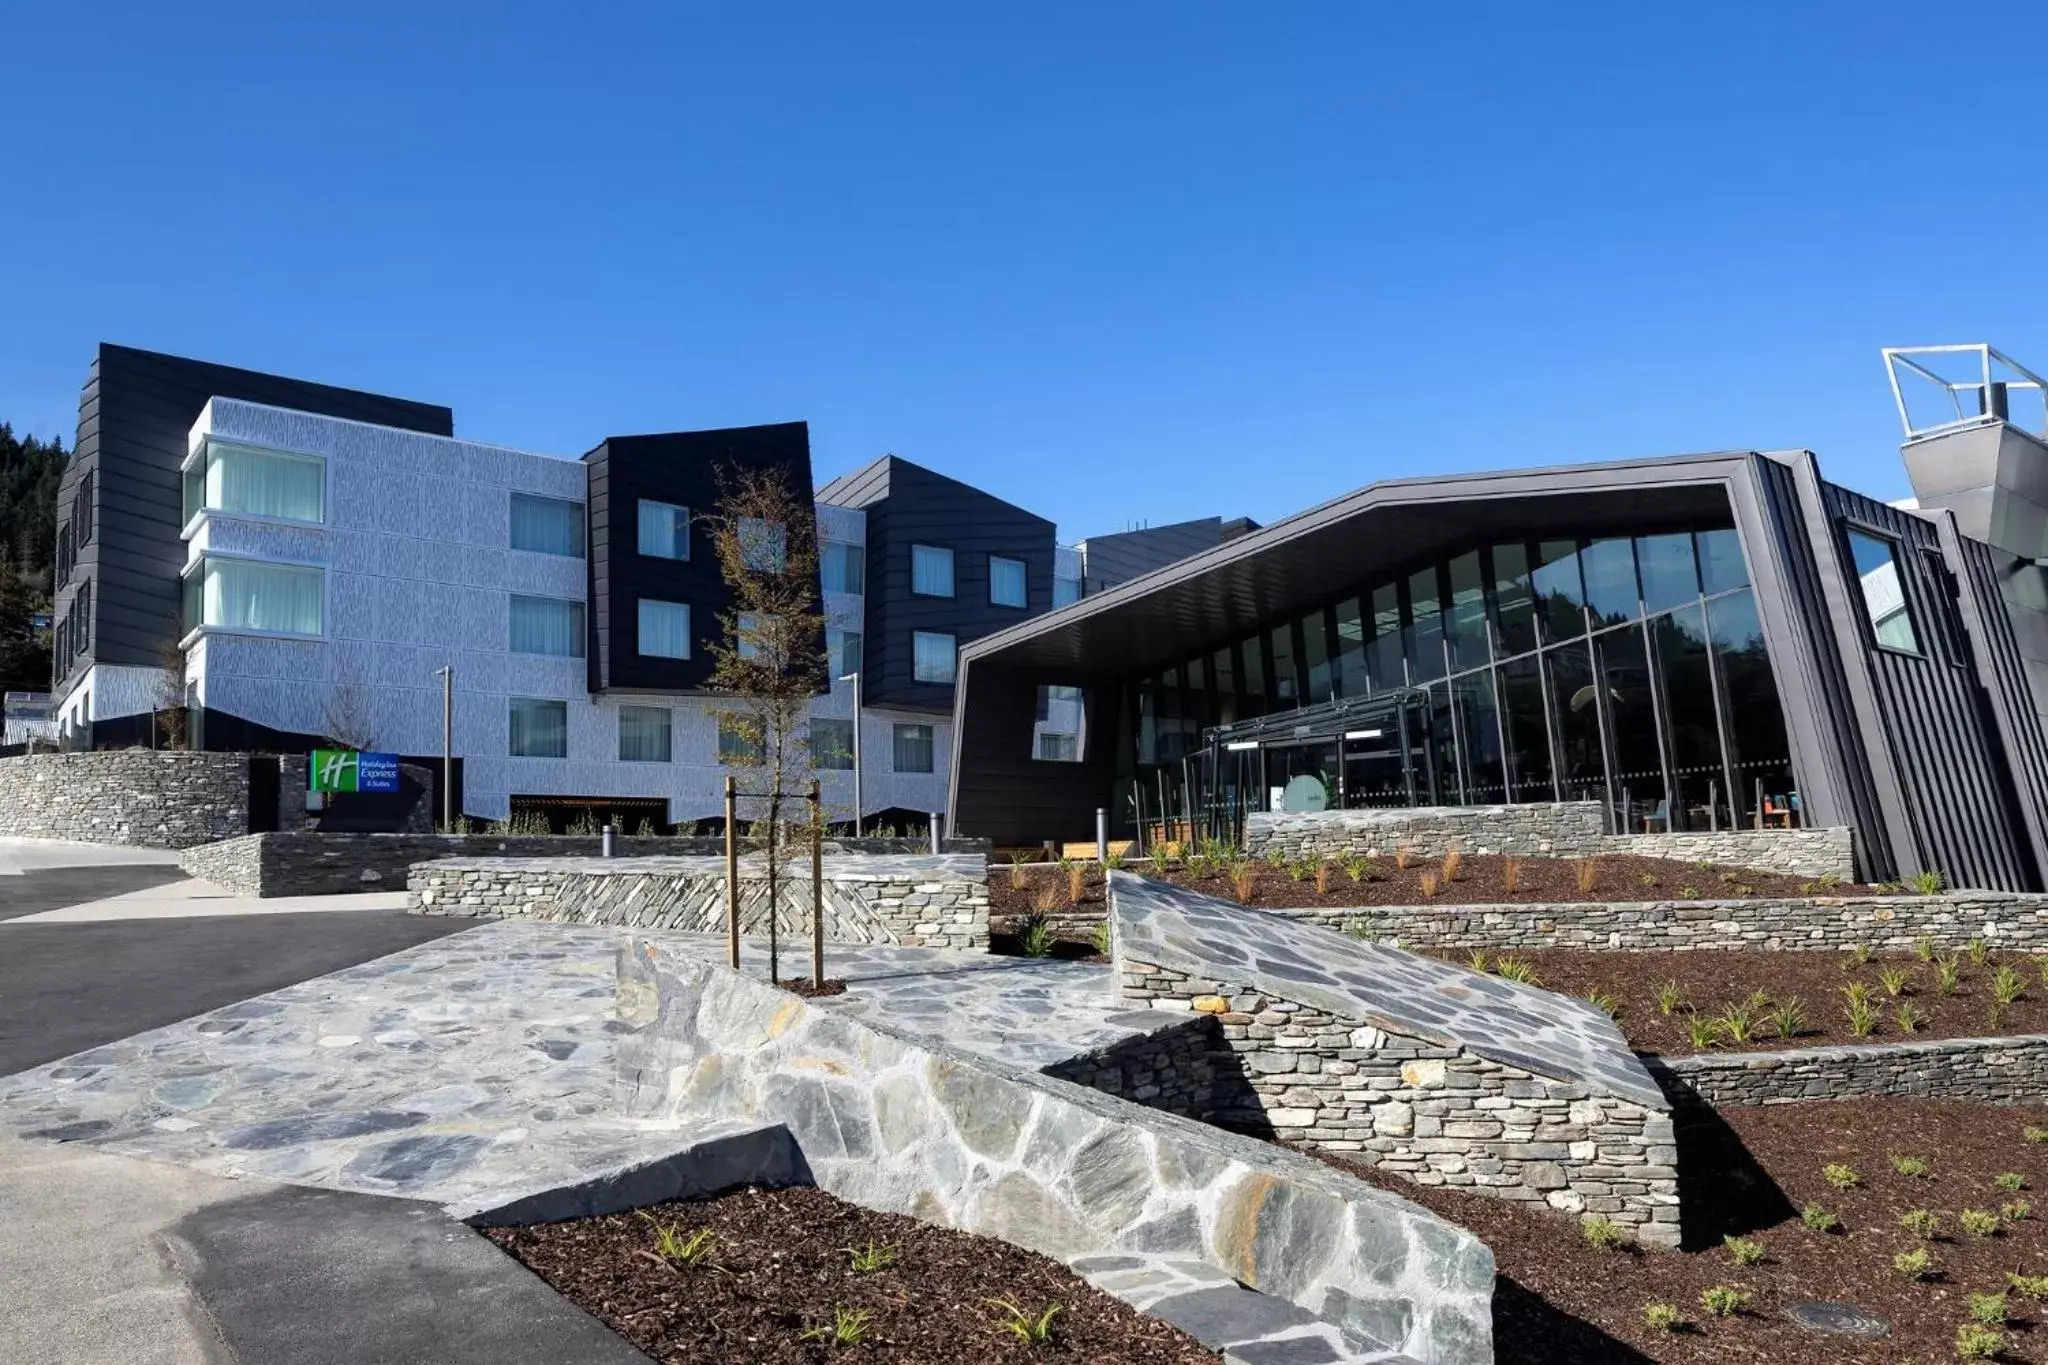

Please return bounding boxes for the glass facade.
[1136,525,1800,832]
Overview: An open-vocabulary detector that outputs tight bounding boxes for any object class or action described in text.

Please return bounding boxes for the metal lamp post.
[433,665,453,831]
[838,669,863,836]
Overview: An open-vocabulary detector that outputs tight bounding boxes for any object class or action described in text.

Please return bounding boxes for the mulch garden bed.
[1498,947,2048,1054]
[1318,1098,2048,1363]
[485,1183,1218,1364]
[780,977,849,998]
[989,854,1888,919]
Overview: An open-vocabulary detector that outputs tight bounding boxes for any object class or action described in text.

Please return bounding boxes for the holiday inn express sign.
[310,749,401,794]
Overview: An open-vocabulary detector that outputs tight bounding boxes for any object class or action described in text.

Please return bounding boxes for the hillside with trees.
[0,422,64,692]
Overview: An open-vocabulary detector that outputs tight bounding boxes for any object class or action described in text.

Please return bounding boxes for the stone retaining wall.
[1243,804,1855,879]
[0,751,299,848]
[617,938,1495,1364]
[1653,1034,2048,1108]
[1330,890,2048,953]
[1041,1017,1220,1119]
[409,854,989,951]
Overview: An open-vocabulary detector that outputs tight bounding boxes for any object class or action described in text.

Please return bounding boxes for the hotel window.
[1036,733,1078,762]
[183,439,325,524]
[182,557,323,636]
[1846,528,1921,654]
[617,705,673,762]
[913,630,956,684]
[740,517,787,573]
[510,493,585,557]
[638,599,691,659]
[811,717,855,770]
[77,471,93,543]
[508,698,568,758]
[737,611,766,661]
[892,723,934,773]
[828,627,863,678]
[912,544,954,597]
[821,540,865,594]
[510,595,586,657]
[989,555,1027,609]
[718,714,763,763]
[638,500,690,560]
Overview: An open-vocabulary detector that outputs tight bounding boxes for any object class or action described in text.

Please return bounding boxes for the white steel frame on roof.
[1883,344,2048,442]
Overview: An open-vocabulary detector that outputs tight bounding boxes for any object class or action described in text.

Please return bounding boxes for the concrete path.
[0,836,408,923]
[0,1134,651,1365]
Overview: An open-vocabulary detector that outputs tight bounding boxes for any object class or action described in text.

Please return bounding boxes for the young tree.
[703,465,828,983]
[152,637,188,750]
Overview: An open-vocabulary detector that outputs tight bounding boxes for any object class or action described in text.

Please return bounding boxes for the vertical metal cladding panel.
[1752,459,1898,878]
[1822,483,2037,890]
[1949,530,2048,878]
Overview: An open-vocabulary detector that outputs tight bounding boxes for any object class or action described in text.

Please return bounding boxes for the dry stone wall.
[1654,1034,2048,1108]
[0,751,281,848]
[1108,873,1681,1248]
[410,853,989,950]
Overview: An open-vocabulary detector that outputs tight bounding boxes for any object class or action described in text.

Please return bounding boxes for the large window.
[509,698,568,758]
[638,599,691,659]
[821,540,864,594]
[811,717,854,770]
[510,595,585,657]
[1846,528,1921,653]
[828,627,863,678]
[739,517,787,573]
[989,556,1027,608]
[618,705,672,762]
[718,714,763,763]
[913,630,956,684]
[638,500,690,560]
[893,723,934,773]
[912,544,954,597]
[1054,574,1082,607]
[183,557,323,635]
[510,493,585,557]
[183,440,324,524]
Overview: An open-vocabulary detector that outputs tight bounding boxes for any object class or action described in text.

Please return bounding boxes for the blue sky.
[4,2,2046,535]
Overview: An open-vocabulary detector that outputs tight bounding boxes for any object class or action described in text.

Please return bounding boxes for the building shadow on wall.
[1644,1061,1795,1249]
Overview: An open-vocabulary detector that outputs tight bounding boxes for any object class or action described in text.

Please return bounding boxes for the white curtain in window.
[511,596,585,656]
[990,556,1026,608]
[821,541,865,594]
[912,544,953,596]
[206,442,325,522]
[511,493,585,557]
[892,723,934,773]
[828,628,862,677]
[618,706,673,762]
[638,500,689,559]
[810,717,854,770]
[638,599,691,659]
[740,517,788,572]
[201,558,322,634]
[913,630,956,683]
[509,698,568,757]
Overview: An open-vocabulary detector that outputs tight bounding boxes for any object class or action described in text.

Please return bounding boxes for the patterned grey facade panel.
[1106,872,1665,1111]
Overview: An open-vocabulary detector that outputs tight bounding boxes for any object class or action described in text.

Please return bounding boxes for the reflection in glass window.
[638,500,690,560]
[1367,583,1403,690]
[509,698,568,758]
[1300,610,1332,702]
[511,595,585,656]
[511,493,586,557]
[810,717,854,770]
[1695,527,1748,595]
[1709,589,1797,816]
[1447,551,1489,670]
[1545,641,1605,802]
[1054,574,1082,606]
[637,599,690,659]
[820,540,863,593]
[1580,537,1638,627]
[739,518,787,573]
[828,627,862,678]
[1596,623,1662,808]
[990,555,1027,608]
[1634,532,1698,616]
[911,544,954,597]
[1498,653,1554,801]
[1405,566,1444,682]
[1269,623,1299,704]
[1033,684,1086,762]
[1491,542,1536,657]
[1036,733,1078,761]
[1333,598,1367,698]
[1531,540,1586,642]
[912,630,956,684]
[618,705,673,762]
[1652,604,1727,827]
[1846,529,1921,653]
[892,723,934,773]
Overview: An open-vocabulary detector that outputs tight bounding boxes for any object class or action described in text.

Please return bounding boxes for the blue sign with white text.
[356,752,401,793]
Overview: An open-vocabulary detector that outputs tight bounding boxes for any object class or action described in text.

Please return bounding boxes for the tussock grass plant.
[1654,980,1687,1016]
[985,1298,1062,1343]
[1878,965,1913,997]
[1895,1002,1929,1034]
[1698,1285,1749,1318]
[799,1306,874,1348]
[1892,1247,1934,1279]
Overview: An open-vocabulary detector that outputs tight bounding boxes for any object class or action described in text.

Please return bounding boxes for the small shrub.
[1230,864,1256,904]
[1893,1154,1931,1179]
[1654,980,1687,1015]
[1717,996,1765,1043]
[1572,857,1598,895]
[2003,1200,2033,1223]
[1801,1203,1840,1233]
[1938,953,1965,997]
[1089,921,1110,957]
[1502,859,1523,895]
[1679,883,1700,898]
[1915,934,1938,963]
[1994,964,2028,1006]
[1971,937,1992,968]
[1847,943,1874,968]
[640,1216,717,1266]
[1698,1285,1749,1318]
[1723,1234,1767,1266]
[1642,1302,1685,1333]
[1284,856,1313,884]
[1893,1246,1934,1279]
[2026,1126,2048,1145]
[1442,850,1464,883]
[1962,1208,2005,1238]
[1314,861,1333,895]
[1896,1002,1930,1034]
[1417,870,1440,899]
[1824,1163,1861,1190]
[1494,955,1540,985]
[1581,1217,1628,1251]
[1019,915,1054,959]
[1997,1172,2027,1192]
[1686,1013,1728,1050]
[1905,868,1946,895]
[2009,1272,2048,1299]
[985,1298,1062,1343]
[799,1306,874,1348]
[1102,849,1126,872]
[1640,872,1658,888]
[1955,1324,2004,1360]
[845,1241,899,1272]
[1467,949,1492,973]
[1879,965,1914,997]
[1585,989,1622,1019]
[1899,1208,1939,1239]
[1845,993,1882,1038]
[1342,853,1371,884]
